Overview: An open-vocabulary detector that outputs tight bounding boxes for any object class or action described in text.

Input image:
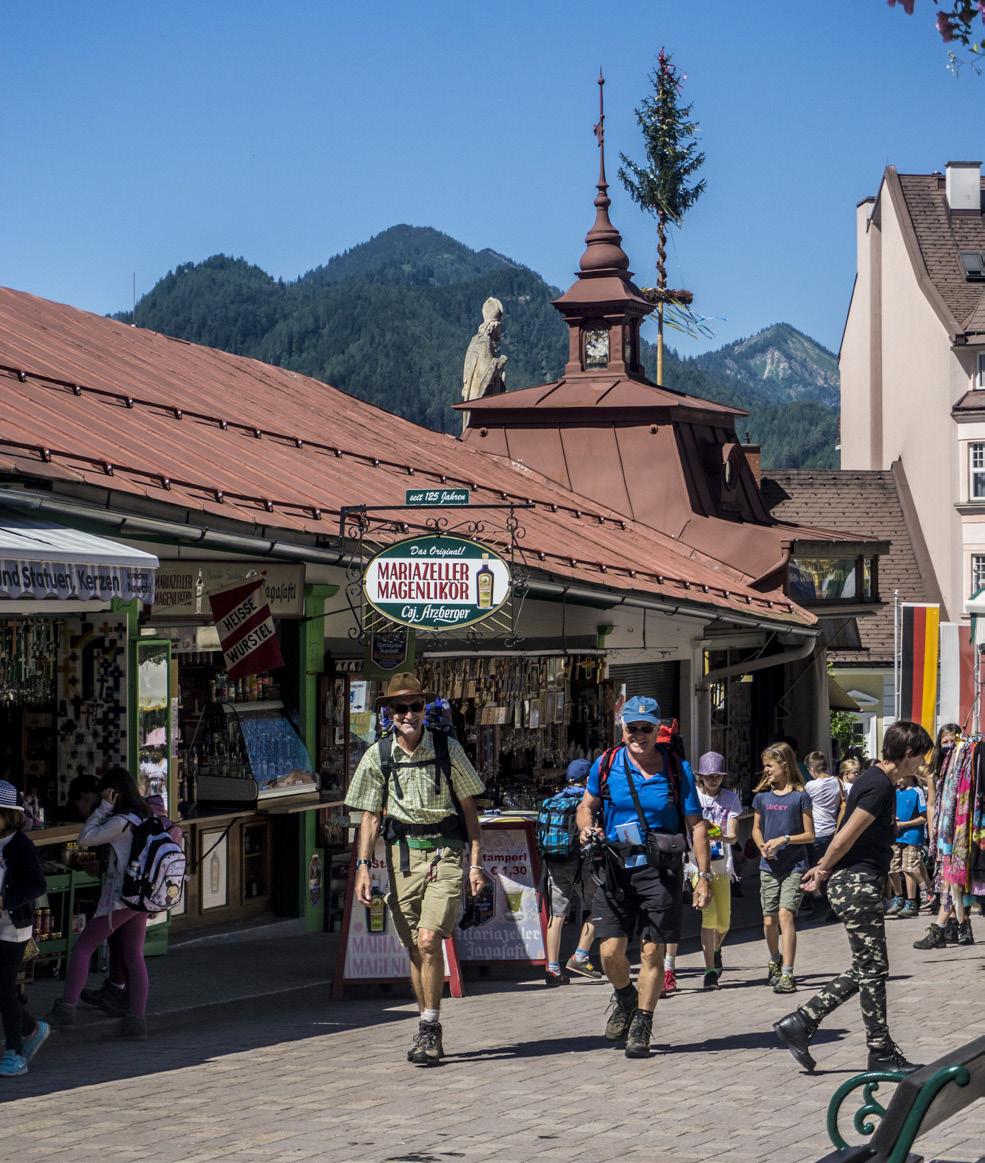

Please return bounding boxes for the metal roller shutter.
[608,662,680,719]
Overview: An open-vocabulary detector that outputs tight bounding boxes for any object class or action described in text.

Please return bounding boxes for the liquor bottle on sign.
[367,879,387,934]
[476,554,494,609]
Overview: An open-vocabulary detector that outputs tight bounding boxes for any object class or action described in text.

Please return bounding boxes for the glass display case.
[135,638,174,814]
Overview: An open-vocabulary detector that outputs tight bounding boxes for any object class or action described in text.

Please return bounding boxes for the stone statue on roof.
[461,297,507,433]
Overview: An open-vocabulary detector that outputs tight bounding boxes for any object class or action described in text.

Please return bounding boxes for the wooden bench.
[816,1035,985,1163]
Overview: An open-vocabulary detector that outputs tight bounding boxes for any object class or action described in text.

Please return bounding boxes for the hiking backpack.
[596,743,687,841]
[120,815,187,914]
[535,787,584,858]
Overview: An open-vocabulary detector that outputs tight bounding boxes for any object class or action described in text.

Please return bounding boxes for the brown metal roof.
[0,285,814,627]
[459,376,744,418]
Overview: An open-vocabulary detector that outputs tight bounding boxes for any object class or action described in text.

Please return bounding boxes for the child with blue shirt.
[887,771,928,919]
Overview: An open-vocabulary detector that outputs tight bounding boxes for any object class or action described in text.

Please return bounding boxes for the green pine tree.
[619,48,706,384]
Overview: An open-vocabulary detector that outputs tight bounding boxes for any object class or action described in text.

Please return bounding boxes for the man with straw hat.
[346,673,486,1067]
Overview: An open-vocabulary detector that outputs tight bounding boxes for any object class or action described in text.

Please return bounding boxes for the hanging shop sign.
[363,628,416,678]
[151,562,303,618]
[363,534,511,632]
[208,577,285,680]
[404,487,470,507]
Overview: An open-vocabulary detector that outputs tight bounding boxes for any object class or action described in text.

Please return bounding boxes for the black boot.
[773,1010,818,1072]
[913,923,946,950]
[943,917,959,944]
[957,919,975,946]
[624,1009,653,1059]
[867,1041,922,1074]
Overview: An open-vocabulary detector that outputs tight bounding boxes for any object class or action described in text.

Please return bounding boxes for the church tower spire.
[579,71,630,274]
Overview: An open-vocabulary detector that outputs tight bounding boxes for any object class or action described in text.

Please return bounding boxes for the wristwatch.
[696,870,713,882]
[355,858,371,869]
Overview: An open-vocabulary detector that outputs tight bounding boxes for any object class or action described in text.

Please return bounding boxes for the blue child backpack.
[535,787,584,859]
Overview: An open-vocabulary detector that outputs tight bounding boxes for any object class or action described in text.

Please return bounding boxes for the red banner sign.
[208,576,284,680]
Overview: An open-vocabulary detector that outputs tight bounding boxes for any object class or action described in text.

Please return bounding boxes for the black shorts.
[591,862,684,945]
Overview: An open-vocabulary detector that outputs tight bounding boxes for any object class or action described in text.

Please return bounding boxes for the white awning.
[0,512,158,604]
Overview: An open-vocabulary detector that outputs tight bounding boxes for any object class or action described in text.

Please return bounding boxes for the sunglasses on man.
[624,722,655,734]
[390,701,425,715]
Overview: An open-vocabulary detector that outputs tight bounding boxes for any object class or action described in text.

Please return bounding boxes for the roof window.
[960,251,985,281]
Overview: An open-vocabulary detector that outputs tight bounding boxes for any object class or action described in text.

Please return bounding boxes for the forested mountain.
[116,226,839,467]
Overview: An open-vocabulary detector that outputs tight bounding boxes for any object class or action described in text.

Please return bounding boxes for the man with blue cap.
[538,758,602,986]
[577,695,712,1058]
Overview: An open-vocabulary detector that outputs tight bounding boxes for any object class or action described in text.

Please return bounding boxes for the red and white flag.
[208,576,284,680]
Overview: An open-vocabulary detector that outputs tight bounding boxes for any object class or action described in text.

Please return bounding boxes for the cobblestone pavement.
[2,916,983,1163]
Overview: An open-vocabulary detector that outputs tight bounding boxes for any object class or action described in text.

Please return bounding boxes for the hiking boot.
[898,900,919,919]
[767,957,782,986]
[624,1010,653,1059]
[773,1010,818,1072]
[956,919,975,946]
[604,987,638,1041]
[80,981,128,1015]
[103,1015,147,1041]
[867,1042,922,1074]
[943,917,959,944]
[713,949,724,978]
[565,955,603,980]
[21,1020,49,1064]
[0,1050,27,1077]
[409,1020,442,1067]
[885,896,904,917]
[702,970,720,991]
[46,999,76,1028]
[544,969,570,987]
[773,972,797,994]
[660,968,677,998]
[913,923,946,950]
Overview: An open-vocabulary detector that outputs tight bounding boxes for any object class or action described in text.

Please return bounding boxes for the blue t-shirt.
[753,788,813,875]
[587,746,701,843]
[895,786,926,847]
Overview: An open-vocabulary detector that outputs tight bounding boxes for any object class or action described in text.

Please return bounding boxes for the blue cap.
[620,695,661,727]
[565,758,591,783]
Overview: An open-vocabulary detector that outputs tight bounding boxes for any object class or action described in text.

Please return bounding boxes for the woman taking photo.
[0,780,49,1076]
[48,767,152,1039]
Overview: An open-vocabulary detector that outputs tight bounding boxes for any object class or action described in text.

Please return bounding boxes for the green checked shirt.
[346,728,485,832]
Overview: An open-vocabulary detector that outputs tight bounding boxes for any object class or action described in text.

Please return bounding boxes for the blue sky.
[2,1,982,356]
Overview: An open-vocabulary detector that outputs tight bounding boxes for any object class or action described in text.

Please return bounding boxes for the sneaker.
[0,1050,27,1077]
[867,1041,922,1074]
[957,919,975,946]
[624,1010,653,1058]
[713,949,724,978]
[564,955,603,981]
[773,1010,818,1072]
[943,917,959,944]
[702,970,720,991]
[898,901,919,919]
[773,972,797,994]
[21,1020,49,1064]
[767,957,782,986]
[80,981,128,1015]
[409,1020,442,1067]
[885,896,904,917]
[913,923,946,950]
[544,969,570,987]
[660,968,677,998]
[46,999,77,1028]
[102,1015,147,1041]
[604,987,638,1041]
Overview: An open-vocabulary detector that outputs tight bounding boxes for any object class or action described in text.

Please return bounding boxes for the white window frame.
[971,442,985,500]
[972,553,985,596]
[978,352,985,389]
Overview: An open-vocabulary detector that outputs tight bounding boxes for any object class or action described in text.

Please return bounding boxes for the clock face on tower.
[584,328,609,370]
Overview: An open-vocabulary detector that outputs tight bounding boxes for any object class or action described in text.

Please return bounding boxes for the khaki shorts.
[385,844,464,949]
[691,872,732,934]
[760,868,804,916]
[889,843,924,877]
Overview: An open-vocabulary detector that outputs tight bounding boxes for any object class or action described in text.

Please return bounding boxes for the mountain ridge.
[115,227,839,468]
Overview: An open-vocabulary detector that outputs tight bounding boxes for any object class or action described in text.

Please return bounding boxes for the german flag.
[900,603,940,733]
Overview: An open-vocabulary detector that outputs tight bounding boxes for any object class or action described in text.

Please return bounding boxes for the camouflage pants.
[798,869,890,1049]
